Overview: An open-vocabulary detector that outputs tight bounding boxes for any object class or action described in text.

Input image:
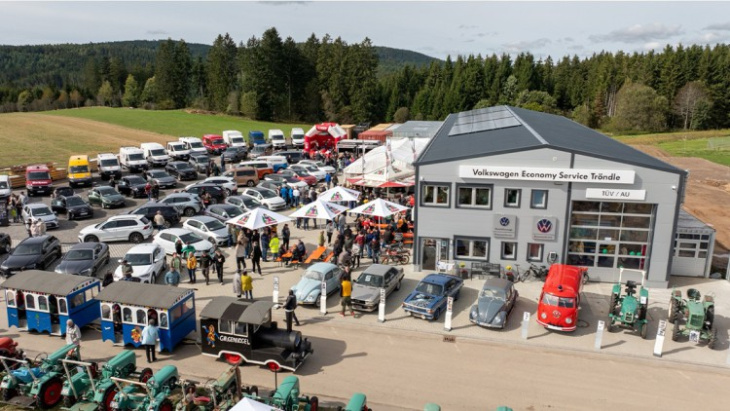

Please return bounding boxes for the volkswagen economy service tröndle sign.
[459,166,635,184]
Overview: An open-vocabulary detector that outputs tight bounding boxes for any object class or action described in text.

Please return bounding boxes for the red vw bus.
[536,264,587,332]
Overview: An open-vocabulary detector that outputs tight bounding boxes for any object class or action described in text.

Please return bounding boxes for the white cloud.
[502,38,551,53]
[704,22,730,31]
[589,23,683,43]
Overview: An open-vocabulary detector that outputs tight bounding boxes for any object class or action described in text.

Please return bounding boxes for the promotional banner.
[459,165,635,184]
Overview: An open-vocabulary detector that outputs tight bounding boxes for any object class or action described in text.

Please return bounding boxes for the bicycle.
[526,263,548,281]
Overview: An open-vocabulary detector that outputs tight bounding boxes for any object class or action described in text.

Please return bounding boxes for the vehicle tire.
[183,207,196,217]
[223,353,243,365]
[225,188,232,196]
[672,321,681,342]
[314,296,321,308]
[608,293,618,316]
[395,280,401,291]
[668,298,678,323]
[63,395,76,408]
[208,237,217,245]
[99,385,118,411]
[84,235,99,243]
[431,308,441,321]
[38,377,63,409]
[177,175,182,182]
[400,254,410,265]
[129,233,144,244]
[3,242,10,254]
[163,220,172,229]
[246,180,255,187]
[582,272,590,284]
[640,322,648,339]
[709,327,718,349]
[158,399,173,411]
[309,396,319,411]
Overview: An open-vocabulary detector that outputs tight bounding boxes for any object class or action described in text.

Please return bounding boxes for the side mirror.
[117,259,123,264]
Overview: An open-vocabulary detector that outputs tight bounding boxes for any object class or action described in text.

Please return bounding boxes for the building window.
[527,243,544,262]
[455,237,489,260]
[505,189,521,208]
[531,190,548,209]
[421,183,450,207]
[501,242,517,260]
[456,184,492,209]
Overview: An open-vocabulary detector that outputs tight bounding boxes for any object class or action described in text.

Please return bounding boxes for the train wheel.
[224,353,242,365]
[38,377,63,409]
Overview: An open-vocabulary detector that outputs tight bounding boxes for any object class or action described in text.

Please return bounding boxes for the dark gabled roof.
[416,105,685,175]
[1,271,99,295]
[200,297,275,325]
[95,282,193,309]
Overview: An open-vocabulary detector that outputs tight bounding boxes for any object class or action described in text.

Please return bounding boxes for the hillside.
[0,40,438,88]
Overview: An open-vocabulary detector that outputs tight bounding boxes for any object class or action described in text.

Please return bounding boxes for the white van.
[291,127,304,148]
[119,147,148,172]
[166,141,190,161]
[222,130,246,148]
[268,129,286,149]
[96,153,122,180]
[257,155,288,172]
[140,142,170,167]
[179,137,206,154]
[0,175,10,200]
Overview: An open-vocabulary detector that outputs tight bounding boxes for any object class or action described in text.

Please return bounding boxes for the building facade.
[413,106,687,288]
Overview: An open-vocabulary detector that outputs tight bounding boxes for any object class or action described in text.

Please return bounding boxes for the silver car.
[225,194,263,212]
[158,193,204,217]
[22,203,59,229]
[351,264,405,312]
[182,215,229,246]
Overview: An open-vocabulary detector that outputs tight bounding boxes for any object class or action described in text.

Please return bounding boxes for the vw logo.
[537,218,553,233]
[499,217,510,227]
[552,310,561,318]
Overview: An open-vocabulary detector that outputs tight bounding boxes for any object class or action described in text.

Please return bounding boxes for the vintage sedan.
[291,263,343,307]
[351,264,404,312]
[51,195,94,220]
[402,274,463,321]
[54,242,110,277]
[88,186,126,209]
[469,278,519,329]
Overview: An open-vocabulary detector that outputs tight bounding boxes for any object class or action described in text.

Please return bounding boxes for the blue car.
[402,273,464,321]
[291,263,344,307]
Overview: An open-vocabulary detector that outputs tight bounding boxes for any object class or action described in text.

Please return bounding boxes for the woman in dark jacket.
[251,241,262,276]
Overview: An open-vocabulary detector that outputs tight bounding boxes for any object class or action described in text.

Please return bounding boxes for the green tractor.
[109,365,180,411]
[0,343,80,409]
[61,350,153,410]
[669,288,718,349]
[175,365,249,411]
[244,376,318,411]
[607,269,650,338]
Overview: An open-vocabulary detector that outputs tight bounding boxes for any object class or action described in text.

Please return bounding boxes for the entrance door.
[421,238,449,271]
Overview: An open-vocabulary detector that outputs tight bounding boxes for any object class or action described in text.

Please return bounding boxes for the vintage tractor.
[110,365,179,411]
[244,376,318,411]
[607,269,649,338]
[61,350,153,410]
[0,337,26,379]
[669,288,718,349]
[174,365,250,411]
[0,343,79,409]
[344,394,370,411]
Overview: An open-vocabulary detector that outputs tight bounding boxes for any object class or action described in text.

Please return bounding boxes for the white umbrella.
[348,198,409,218]
[318,186,361,203]
[229,397,283,411]
[289,199,348,220]
[226,207,292,230]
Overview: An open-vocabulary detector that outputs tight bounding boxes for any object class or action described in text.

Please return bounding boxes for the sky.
[3,1,730,60]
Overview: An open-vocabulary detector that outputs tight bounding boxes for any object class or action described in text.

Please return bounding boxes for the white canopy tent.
[343,138,429,184]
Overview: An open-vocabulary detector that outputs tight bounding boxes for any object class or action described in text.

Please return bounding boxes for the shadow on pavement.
[295,335,350,376]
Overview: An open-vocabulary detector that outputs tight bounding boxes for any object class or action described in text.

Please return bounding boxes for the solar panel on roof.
[449,107,522,136]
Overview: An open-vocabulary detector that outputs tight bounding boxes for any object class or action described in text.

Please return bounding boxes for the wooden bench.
[276,251,293,267]
[305,246,327,264]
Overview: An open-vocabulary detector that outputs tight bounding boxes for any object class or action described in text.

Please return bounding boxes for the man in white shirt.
[292,188,301,208]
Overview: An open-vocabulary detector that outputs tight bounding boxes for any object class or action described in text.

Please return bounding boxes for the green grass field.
[614,129,730,167]
[48,107,309,137]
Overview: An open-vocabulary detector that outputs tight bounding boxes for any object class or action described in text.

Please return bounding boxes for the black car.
[221,146,248,163]
[189,153,210,173]
[165,161,198,181]
[275,150,305,164]
[204,204,244,222]
[52,186,75,198]
[0,235,62,277]
[128,202,180,227]
[54,242,110,277]
[183,184,226,204]
[117,175,148,198]
[0,233,11,254]
[50,195,94,220]
[144,169,178,189]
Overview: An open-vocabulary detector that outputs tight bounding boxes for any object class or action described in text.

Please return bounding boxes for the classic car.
[402,274,463,321]
[291,263,343,307]
[88,186,126,209]
[469,278,519,329]
[351,264,404,312]
[54,242,110,277]
[50,195,94,220]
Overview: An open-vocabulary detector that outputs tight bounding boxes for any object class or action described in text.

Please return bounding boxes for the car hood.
[207,227,229,239]
[189,240,214,252]
[2,254,42,269]
[292,278,322,298]
[154,177,177,185]
[55,259,94,275]
[102,194,125,202]
[263,197,285,206]
[405,292,440,309]
[351,284,381,303]
[67,204,92,213]
[475,298,505,323]
[113,264,155,281]
[31,214,58,224]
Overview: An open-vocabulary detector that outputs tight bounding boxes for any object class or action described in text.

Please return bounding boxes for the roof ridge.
[506,105,548,145]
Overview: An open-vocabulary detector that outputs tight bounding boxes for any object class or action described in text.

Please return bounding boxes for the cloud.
[568,44,584,51]
[589,23,683,43]
[476,32,498,38]
[643,41,661,50]
[458,24,478,30]
[704,22,730,31]
[146,30,168,35]
[563,37,574,42]
[258,1,307,6]
[502,38,551,53]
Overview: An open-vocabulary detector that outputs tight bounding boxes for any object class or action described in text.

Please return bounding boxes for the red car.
[536,264,587,332]
[278,169,317,186]
[203,134,227,155]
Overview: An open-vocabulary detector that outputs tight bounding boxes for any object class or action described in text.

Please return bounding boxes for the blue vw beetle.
[291,263,344,307]
[402,273,463,321]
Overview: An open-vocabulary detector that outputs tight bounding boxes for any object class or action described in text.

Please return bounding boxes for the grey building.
[413,106,688,288]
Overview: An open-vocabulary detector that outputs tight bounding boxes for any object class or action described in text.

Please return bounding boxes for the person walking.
[281,224,291,251]
[227,223,236,248]
[213,249,226,284]
[199,250,211,285]
[284,290,300,332]
[280,186,289,208]
[318,230,326,248]
[165,267,180,287]
[175,239,183,256]
[351,243,361,268]
[260,230,270,262]
[170,252,182,275]
[371,238,381,264]
[153,211,166,233]
[325,172,332,189]
[340,273,354,317]
[186,252,197,284]
[235,237,247,271]
[292,187,300,208]
[241,270,253,299]
[141,319,159,363]
[286,186,294,209]
[181,242,195,258]
[269,233,280,262]
[325,221,335,245]
[65,319,82,356]
[251,241,262,275]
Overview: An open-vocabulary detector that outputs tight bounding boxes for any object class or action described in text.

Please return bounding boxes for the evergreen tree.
[122,74,140,107]
[206,33,238,112]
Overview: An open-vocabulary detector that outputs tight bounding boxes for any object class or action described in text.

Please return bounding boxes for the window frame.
[504,188,522,208]
[500,242,518,261]
[527,243,544,262]
[455,183,493,210]
[420,182,451,208]
[453,236,490,261]
[530,190,549,209]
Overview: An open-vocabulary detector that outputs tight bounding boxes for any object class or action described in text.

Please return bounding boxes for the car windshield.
[28,171,50,180]
[480,288,505,300]
[304,165,318,172]
[193,157,208,163]
[222,205,244,216]
[178,233,203,244]
[189,142,204,148]
[31,206,53,216]
[297,170,311,177]
[541,293,575,308]
[204,219,226,231]
[303,270,324,281]
[242,198,259,208]
[272,135,284,140]
[176,164,193,171]
[125,253,151,266]
[258,190,276,199]
[224,148,237,153]
[127,176,146,185]
[69,165,89,173]
[415,282,443,296]
[150,149,166,156]
[129,154,144,161]
[65,249,93,261]
[98,187,118,197]
[100,159,118,167]
[211,139,225,145]
[0,182,7,189]
[314,162,326,167]
[66,197,86,207]
[170,144,184,151]
[356,273,383,287]
[231,137,244,144]
[13,244,41,256]
[148,171,167,178]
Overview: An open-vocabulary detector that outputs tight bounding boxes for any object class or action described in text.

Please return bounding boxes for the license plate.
[689,330,701,343]
[79,212,88,216]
